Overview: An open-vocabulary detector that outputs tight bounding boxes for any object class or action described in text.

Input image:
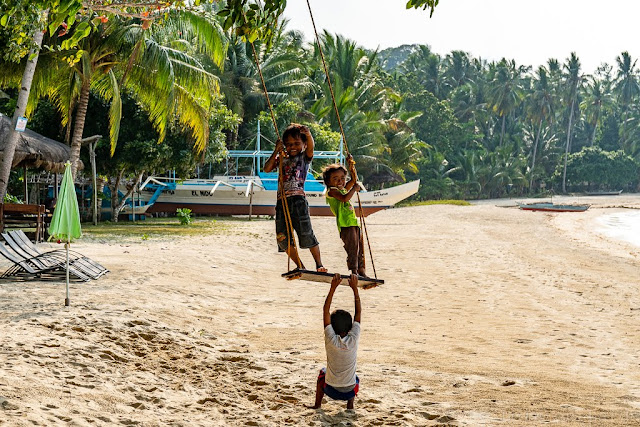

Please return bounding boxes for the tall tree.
[613,51,640,151]
[528,65,555,190]
[488,59,526,147]
[580,77,612,147]
[0,9,47,199]
[561,52,582,193]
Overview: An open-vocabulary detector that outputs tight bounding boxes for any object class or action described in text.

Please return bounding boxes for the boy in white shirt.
[309,273,361,410]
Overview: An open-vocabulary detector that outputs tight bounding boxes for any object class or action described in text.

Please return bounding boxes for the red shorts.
[318,368,359,401]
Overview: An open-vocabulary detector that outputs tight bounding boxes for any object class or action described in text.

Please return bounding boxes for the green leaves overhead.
[218,0,286,46]
[405,0,439,17]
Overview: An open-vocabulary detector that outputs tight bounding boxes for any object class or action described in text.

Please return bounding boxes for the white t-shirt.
[324,321,360,388]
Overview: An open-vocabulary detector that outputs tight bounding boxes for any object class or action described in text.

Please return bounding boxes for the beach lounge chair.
[0,242,90,281]
[2,230,108,280]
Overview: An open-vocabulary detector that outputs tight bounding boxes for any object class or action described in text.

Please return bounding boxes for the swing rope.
[248,39,299,272]
[305,0,378,279]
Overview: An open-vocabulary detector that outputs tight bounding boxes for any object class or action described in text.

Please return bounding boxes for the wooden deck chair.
[0,243,90,281]
[2,232,99,280]
[7,231,108,279]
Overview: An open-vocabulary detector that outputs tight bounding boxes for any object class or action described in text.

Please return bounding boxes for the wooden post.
[23,166,28,204]
[248,180,254,220]
[90,142,98,225]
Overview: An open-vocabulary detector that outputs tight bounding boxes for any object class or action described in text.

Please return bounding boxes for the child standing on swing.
[322,155,366,277]
[264,124,326,272]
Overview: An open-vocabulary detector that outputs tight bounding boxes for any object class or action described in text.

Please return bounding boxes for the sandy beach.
[1,195,640,426]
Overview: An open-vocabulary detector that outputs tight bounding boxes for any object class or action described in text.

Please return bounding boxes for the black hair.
[330,309,353,336]
[282,123,308,144]
[322,163,348,186]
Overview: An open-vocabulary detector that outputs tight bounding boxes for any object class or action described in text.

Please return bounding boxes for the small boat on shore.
[585,190,623,196]
[517,202,590,212]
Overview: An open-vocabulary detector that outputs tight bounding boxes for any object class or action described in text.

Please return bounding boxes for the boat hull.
[142,179,420,217]
[146,202,388,217]
[517,202,590,212]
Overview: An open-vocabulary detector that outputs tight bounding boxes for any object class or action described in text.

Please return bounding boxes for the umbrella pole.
[65,240,70,306]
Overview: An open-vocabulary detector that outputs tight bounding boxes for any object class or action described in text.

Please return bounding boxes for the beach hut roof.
[0,113,83,173]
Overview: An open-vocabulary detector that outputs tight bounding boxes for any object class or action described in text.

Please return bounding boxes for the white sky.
[283,0,640,74]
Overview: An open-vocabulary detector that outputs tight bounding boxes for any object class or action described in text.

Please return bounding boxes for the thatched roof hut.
[0,113,83,173]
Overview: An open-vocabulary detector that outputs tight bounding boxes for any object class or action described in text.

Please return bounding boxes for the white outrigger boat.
[137,131,420,217]
[139,173,419,217]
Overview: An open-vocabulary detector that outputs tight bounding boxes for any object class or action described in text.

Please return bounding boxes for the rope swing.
[305,0,378,280]
[248,38,299,272]
[242,4,382,286]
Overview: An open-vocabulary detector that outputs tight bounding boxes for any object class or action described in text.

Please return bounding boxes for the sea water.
[597,211,640,248]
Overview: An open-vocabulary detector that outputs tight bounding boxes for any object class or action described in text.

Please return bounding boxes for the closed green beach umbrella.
[48,162,82,306]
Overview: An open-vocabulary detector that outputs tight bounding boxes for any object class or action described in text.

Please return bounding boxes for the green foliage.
[254,99,303,141]
[400,199,470,207]
[553,147,639,190]
[3,193,22,203]
[308,122,342,152]
[405,0,439,16]
[176,208,193,225]
[403,90,466,154]
[218,0,286,46]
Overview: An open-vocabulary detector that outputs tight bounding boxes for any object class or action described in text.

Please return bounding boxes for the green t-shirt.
[326,187,359,231]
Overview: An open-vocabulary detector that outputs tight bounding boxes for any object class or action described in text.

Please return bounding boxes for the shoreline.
[1,198,639,425]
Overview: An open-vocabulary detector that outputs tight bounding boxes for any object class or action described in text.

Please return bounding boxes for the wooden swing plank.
[282,269,384,288]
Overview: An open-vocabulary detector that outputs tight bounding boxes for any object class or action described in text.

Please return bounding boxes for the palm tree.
[17,11,226,177]
[580,77,612,146]
[379,113,427,182]
[561,52,582,193]
[443,50,473,92]
[614,51,640,151]
[218,26,313,146]
[527,66,555,190]
[487,59,526,147]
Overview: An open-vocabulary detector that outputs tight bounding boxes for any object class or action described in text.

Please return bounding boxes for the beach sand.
[1,196,640,426]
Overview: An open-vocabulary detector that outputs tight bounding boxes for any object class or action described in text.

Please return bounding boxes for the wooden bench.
[0,203,47,242]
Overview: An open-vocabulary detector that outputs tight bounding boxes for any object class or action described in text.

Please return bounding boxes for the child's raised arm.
[324,273,341,327]
[347,155,358,183]
[344,155,359,193]
[301,126,315,159]
[349,274,361,324]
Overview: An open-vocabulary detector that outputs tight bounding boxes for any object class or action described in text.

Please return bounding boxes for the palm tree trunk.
[562,97,576,194]
[529,117,543,191]
[499,114,506,147]
[113,170,145,219]
[109,168,125,223]
[590,110,599,146]
[69,79,91,179]
[0,12,47,200]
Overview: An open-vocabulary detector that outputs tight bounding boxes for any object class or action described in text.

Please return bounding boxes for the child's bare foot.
[316,265,327,273]
[305,404,321,409]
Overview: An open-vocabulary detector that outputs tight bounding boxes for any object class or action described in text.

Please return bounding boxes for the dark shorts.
[318,368,359,401]
[275,195,319,252]
[340,226,365,273]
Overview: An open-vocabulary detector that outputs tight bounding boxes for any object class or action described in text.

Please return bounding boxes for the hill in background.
[378,44,422,72]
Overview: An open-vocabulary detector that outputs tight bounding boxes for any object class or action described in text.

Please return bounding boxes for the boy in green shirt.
[322,156,366,277]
